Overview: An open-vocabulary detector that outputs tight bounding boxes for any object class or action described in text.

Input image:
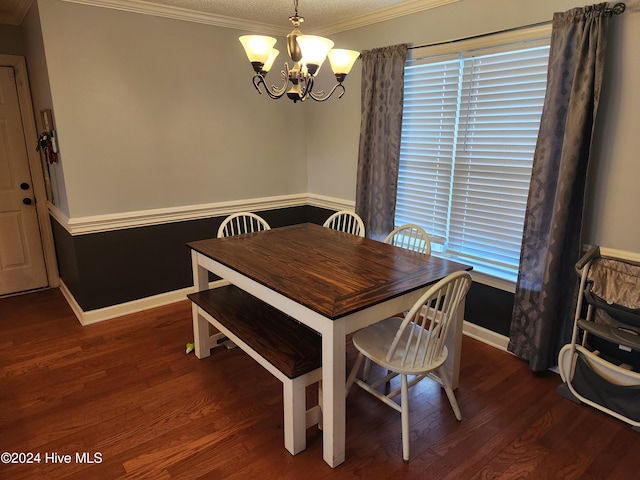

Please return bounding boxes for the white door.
[0,66,48,295]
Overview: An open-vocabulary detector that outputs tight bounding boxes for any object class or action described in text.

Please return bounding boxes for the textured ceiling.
[0,0,461,32]
[145,0,412,30]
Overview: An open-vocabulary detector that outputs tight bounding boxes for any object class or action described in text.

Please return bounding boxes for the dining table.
[187,222,472,468]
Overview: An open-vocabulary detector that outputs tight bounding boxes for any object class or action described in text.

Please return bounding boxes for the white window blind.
[396,36,551,283]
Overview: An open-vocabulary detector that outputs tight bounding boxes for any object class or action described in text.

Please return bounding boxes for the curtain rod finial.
[607,2,626,16]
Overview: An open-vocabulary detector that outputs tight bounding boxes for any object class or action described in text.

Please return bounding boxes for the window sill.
[431,253,517,293]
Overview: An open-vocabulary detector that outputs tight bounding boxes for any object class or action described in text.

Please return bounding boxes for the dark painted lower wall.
[51,205,514,337]
[51,206,331,311]
[466,282,514,337]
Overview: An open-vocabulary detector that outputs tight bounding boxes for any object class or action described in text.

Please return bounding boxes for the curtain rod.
[408,2,626,51]
[408,20,551,51]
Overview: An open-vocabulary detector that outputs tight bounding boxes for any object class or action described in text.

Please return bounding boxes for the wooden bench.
[188,285,322,455]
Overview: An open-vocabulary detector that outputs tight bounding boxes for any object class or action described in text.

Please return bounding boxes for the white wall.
[306,0,640,254]
[21,3,68,213]
[586,0,640,252]
[304,57,362,201]
[35,0,308,219]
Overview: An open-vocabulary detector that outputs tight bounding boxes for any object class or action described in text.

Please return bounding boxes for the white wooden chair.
[384,224,431,255]
[323,210,365,237]
[346,270,472,461]
[217,212,270,238]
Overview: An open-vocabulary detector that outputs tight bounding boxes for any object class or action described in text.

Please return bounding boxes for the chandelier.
[239,0,360,103]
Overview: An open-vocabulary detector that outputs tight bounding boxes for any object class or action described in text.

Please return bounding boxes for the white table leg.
[192,251,211,359]
[322,321,346,468]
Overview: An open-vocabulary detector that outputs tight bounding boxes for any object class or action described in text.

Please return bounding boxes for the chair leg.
[438,367,462,421]
[401,374,410,461]
[346,353,364,395]
[363,358,371,381]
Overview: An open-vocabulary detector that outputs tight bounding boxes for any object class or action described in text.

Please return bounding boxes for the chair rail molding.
[48,193,352,235]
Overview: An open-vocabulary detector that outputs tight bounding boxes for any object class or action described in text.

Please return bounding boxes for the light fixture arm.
[252,74,282,99]
[307,82,346,102]
[252,69,348,103]
[251,64,292,99]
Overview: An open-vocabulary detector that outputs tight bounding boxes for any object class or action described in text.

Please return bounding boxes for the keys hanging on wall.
[36,131,59,165]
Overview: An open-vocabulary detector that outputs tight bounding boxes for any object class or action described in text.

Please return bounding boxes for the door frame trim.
[1,54,59,289]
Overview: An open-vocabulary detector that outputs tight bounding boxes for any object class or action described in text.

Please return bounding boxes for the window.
[396,29,551,286]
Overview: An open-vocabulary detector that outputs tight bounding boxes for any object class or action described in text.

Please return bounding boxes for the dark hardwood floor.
[1,288,638,479]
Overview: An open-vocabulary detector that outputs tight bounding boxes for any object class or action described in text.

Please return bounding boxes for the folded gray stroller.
[557,246,640,431]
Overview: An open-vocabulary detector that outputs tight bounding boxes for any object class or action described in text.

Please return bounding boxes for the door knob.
[20,182,30,190]
[23,198,33,205]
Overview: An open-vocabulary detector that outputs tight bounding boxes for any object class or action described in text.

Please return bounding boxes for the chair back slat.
[384,224,431,255]
[323,210,366,237]
[386,271,471,369]
[217,212,271,238]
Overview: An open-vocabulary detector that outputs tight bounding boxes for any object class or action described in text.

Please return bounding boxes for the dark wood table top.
[188,223,472,319]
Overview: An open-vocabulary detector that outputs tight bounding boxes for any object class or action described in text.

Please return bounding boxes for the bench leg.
[193,305,237,358]
[192,304,211,359]
[283,378,307,455]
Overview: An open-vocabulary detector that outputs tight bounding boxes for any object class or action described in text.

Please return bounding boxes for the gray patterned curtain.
[355,44,407,240]
[509,3,622,371]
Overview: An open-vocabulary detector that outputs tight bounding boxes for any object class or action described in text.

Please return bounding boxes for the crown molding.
[316,0,462,35]
[62,0,462,35]
[0,0,33,25]
[61,0,287,35]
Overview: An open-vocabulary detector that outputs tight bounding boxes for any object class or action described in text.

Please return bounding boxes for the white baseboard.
[462,320,510,352]
[60,281,511,353]
[59,279,227,326]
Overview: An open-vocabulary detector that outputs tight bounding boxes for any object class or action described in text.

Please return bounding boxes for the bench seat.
[188,286,321,378]
[188,285,323,455]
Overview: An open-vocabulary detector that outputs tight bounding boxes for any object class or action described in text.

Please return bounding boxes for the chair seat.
[352,316,448,375]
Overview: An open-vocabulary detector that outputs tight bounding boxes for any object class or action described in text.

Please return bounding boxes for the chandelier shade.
[296,35,334,75]
[262,48,280,74]
[239,35,277,70]
[328,49,361,76]
[239,0,359,103]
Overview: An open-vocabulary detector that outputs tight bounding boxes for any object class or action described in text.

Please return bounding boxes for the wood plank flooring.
[1,288,638,479]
